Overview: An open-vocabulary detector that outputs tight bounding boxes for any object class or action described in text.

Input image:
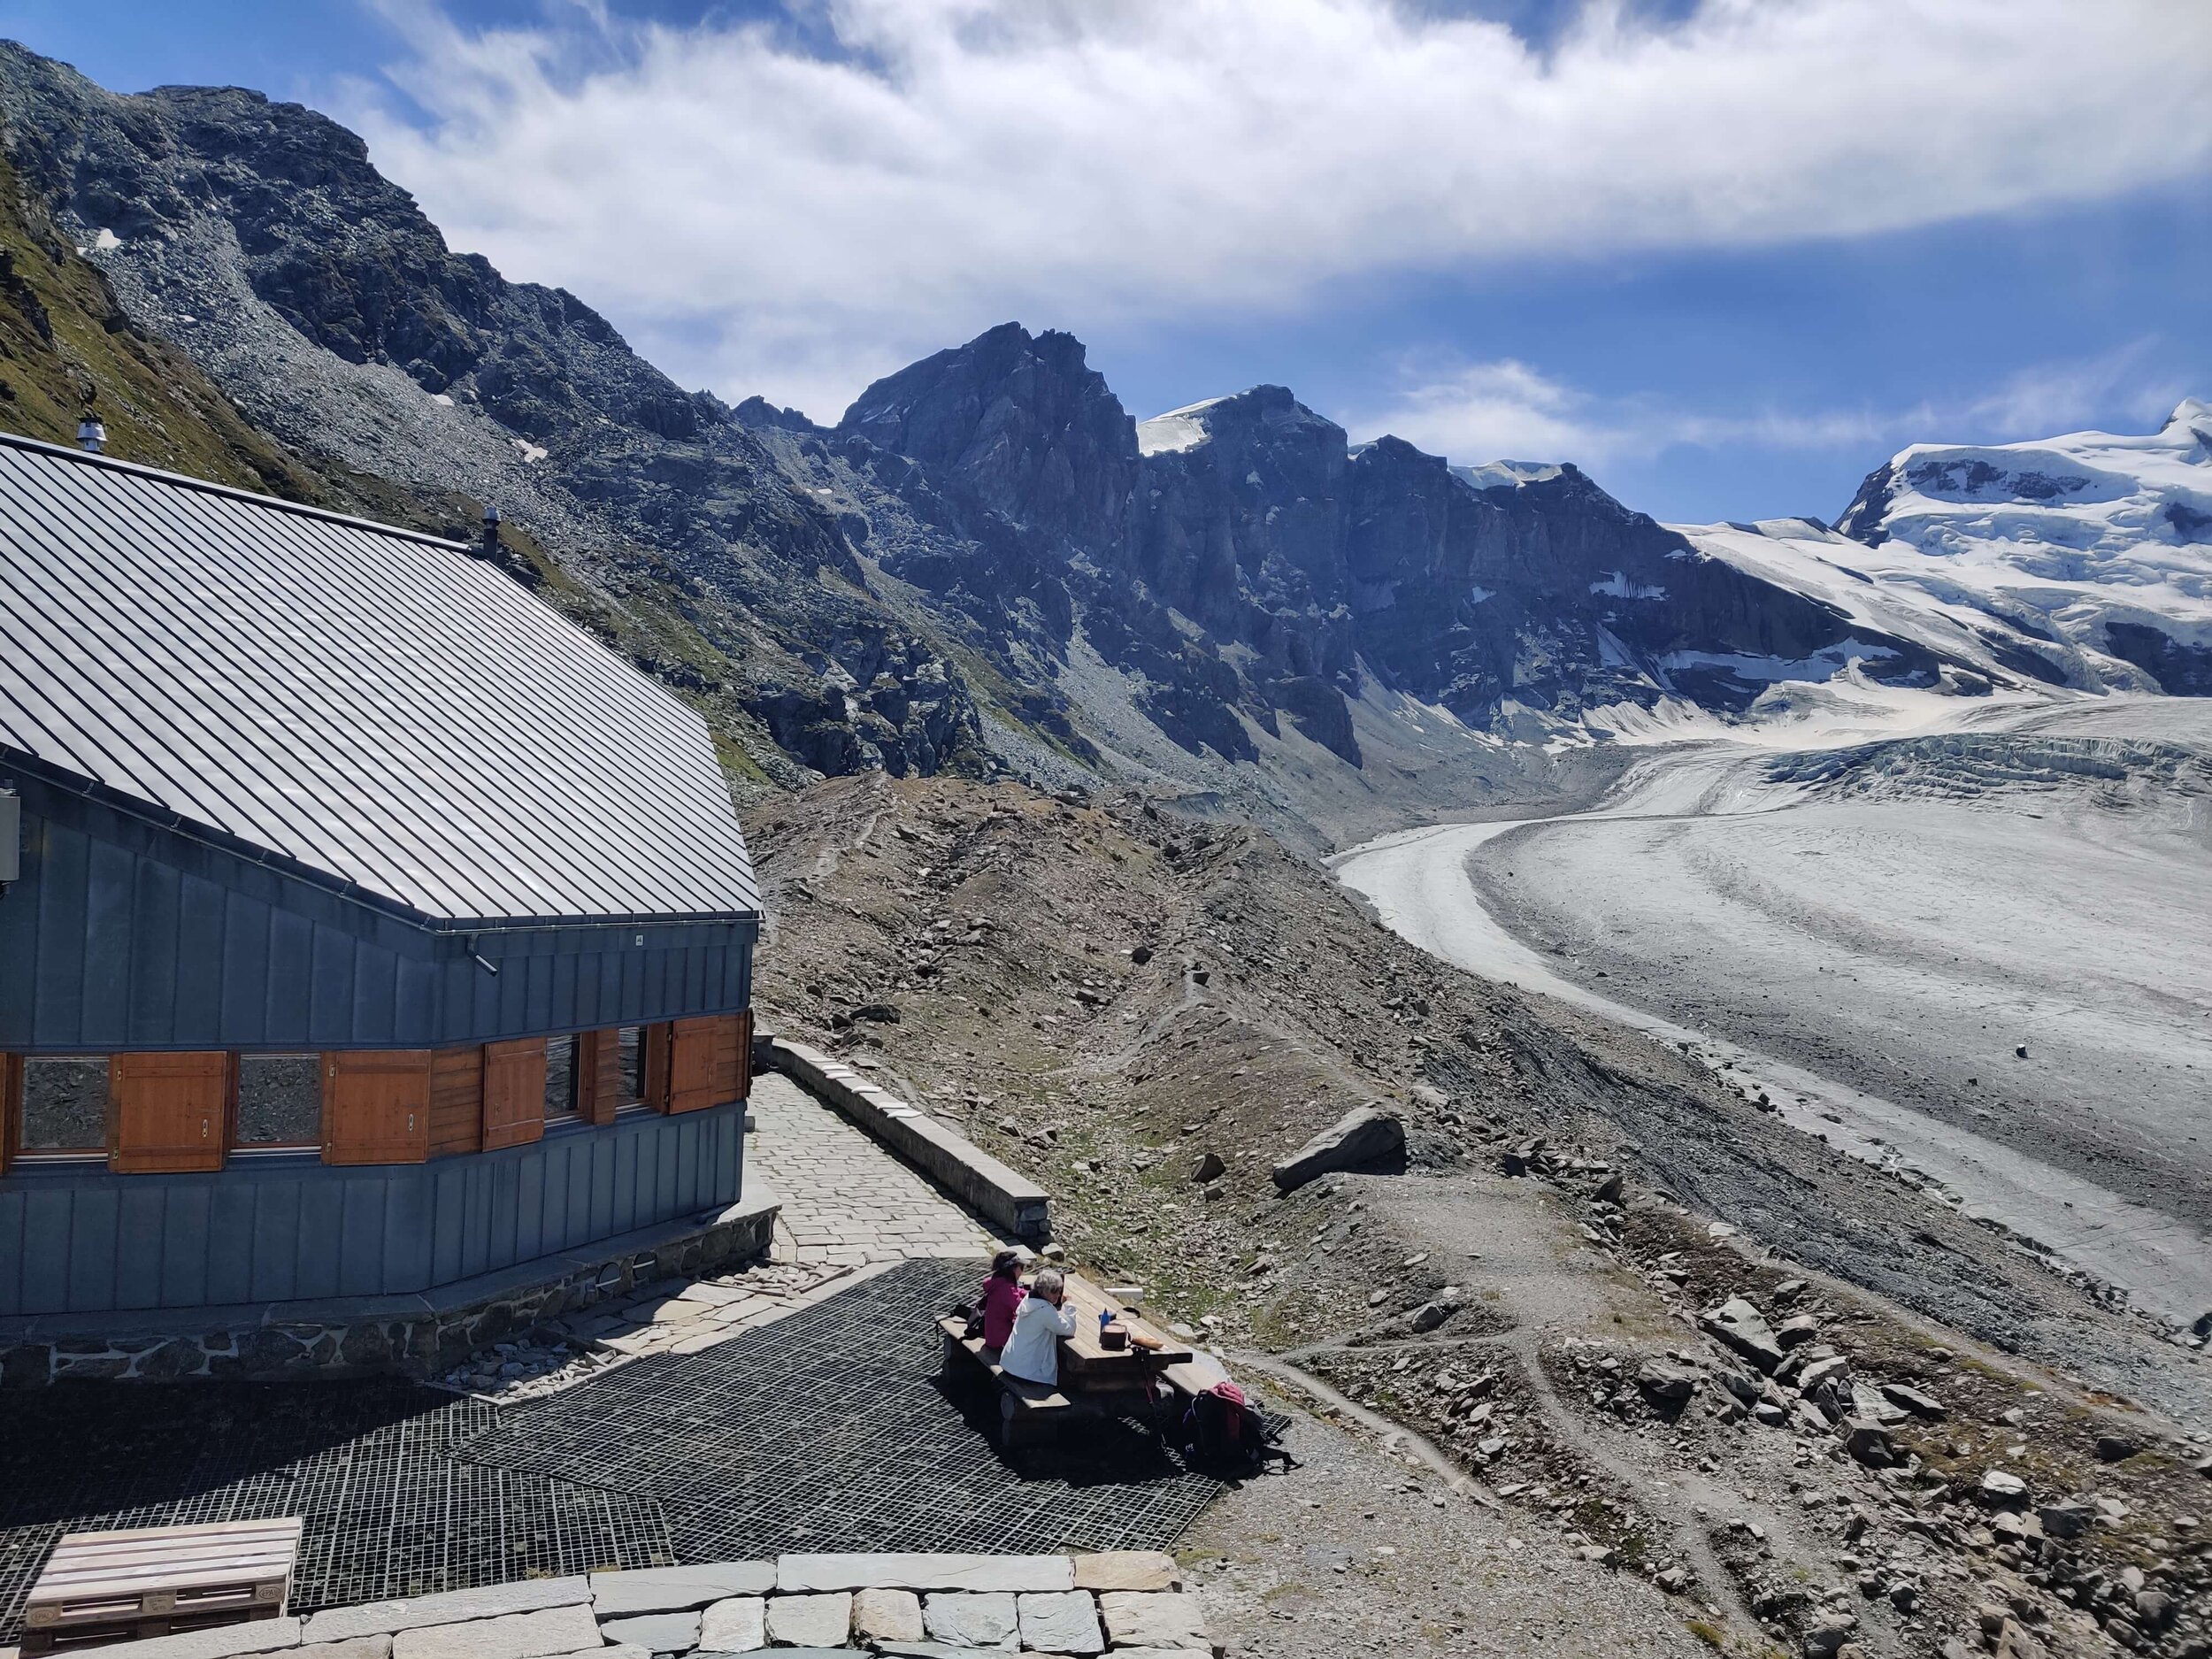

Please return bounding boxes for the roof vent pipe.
[480,504,501,559]
[77,415,106,454]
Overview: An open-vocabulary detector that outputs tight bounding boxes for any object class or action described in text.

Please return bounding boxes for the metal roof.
[0,434,760,929]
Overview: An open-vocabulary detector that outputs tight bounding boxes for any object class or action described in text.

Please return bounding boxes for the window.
[234,1055,321,1149]
[19,1057,108,1155]
[616,1025,647,1109]
[544,1034,580,1121]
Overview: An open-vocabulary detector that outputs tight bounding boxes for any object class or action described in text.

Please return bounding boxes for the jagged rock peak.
[836,322,1138,551]
[1135,384,1340,457]
[733,394,819,434]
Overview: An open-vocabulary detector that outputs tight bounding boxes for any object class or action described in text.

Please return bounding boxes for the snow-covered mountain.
[1678,403,2212,707]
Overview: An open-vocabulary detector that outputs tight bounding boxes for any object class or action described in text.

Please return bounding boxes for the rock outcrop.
[1271,1105,1407,1191]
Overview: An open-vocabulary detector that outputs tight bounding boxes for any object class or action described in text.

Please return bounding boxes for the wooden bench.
[935,1315,1179,1455]
[23,1518,303,1653]
[937,1316,1082,1449]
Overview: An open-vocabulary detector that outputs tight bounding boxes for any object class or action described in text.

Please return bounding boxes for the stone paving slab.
[596,1609,703,1649]
[1019,1589,1105,1654]
[388,1604,600,1659]
[850,1586,924,1643]
[1070,1549,1180,1592]
[779,1552,1075,1594]
[764,1591,851,1647]
[1098,1590,1211,1651]
[921,1591,1018,1647]
[589,1562,775,1616]
[74,1617,303,1656]
[748,1073,1003,1269]
[301,1577,589,1643]
[695,1595,765,1651]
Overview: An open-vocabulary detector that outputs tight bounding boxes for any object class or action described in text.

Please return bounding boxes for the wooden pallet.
[22,1517,302,1653]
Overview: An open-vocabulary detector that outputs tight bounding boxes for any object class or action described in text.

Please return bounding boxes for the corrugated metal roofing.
[0,434,760,928]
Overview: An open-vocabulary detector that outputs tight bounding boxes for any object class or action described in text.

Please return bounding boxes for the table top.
[1051,1274,1193,1381]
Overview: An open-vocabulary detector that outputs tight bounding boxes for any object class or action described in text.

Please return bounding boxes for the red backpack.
[1185,1380,1254,1469]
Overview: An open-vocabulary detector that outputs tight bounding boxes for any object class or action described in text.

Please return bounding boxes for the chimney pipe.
[77,415,106,455]
[480,504,501,559]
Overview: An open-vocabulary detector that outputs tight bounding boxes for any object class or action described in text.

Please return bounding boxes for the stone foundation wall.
[0,1199,775,1388]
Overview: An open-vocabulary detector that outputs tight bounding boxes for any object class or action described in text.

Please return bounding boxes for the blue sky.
[4,0,2207,525]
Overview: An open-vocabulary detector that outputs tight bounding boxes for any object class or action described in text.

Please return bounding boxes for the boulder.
[2037,1499,2091,1540]
[1977,1469,2029,1507]
[1190,1151,1226,1184]
[1877,1381,1946,1420]
[1842,1418,1895,1467]
[1637,1362,1697,1403]
[1271,1107,1405,1191]
[1801,1611,1859,1656]
[1699,1297,1786,1373]
[1796,1355,1850,1394]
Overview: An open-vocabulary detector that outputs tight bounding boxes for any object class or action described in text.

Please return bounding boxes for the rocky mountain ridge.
[0,39,2200,841]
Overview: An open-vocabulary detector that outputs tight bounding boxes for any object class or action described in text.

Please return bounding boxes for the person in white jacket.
[999,1269,1077,1386]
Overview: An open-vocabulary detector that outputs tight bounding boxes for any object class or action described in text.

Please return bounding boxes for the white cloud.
[346,0,2212,418]
[1340,340,2190,473]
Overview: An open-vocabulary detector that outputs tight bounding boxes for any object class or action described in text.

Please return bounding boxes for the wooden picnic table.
[1051,1274,1193,1389]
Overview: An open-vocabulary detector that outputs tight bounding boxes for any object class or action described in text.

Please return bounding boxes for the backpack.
[1184,1381,1263,1472]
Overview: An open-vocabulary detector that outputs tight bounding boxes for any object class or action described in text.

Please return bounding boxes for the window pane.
[545,1035,578,1119]
[617,1025,644,1103]
[236,1055,321,1147]
[20,1057,107,1151]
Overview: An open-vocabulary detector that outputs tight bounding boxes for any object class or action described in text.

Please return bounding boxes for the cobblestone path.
[747,1070,1002,1267]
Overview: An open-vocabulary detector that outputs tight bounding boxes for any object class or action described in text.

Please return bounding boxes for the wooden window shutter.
[109,1052,231,1173]
[664,1018,720,1114]
[322,1051,432,1165]
[2,1052,22,1175]
[574,1029,623,1125]
[428,1046,485,1158]
[642,1022,674,1112]
[713,1011,753,1106]
[481,1039,547,1150]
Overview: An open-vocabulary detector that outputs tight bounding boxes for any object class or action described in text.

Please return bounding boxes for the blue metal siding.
[0,778,757,1051]
[0,1104,744,1315]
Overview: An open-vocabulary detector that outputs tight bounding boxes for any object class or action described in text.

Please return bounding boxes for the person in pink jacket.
[978,1249,1027,1356]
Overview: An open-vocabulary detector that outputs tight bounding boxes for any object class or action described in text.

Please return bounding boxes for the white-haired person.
[999,1266,1078,1386]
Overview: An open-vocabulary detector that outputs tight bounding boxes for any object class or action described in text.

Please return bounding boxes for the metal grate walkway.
[0,1260,1223,1642]
[458,1258,1223,1560]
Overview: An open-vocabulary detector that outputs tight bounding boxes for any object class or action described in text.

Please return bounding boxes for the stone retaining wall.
[769,1038,1051,1242]
[0,1194,777,1389]
[29,1550,1217,1658]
